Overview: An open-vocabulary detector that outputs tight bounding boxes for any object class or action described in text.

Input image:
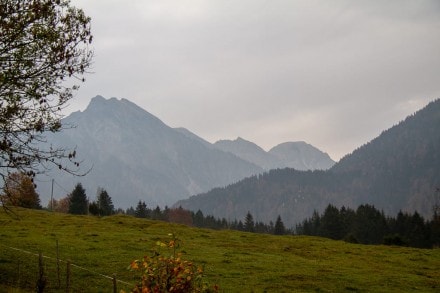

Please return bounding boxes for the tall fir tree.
[320,204,344,240]
[135,201,148,218]
[244,211,255,232]
[274,215,286,235]
[96,188,114,216]
[193,210,205,227]
[68,183,88,215]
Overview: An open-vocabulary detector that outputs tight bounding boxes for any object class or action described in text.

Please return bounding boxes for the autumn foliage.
[127,234,218,293]
[1,172,40,209]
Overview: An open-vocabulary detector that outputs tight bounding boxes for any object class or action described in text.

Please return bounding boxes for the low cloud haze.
[70,0,440,160]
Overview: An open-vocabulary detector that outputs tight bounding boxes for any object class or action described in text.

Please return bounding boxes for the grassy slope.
[1,208,439,292]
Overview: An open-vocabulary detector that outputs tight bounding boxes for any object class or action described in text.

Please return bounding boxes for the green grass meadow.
[1,208,439,292]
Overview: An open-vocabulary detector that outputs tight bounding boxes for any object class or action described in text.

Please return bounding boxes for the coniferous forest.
[10,171,440,250]
[176,99,440,228]
[126,201,440,249]
[295,204,440,248]
[46,182,440,249]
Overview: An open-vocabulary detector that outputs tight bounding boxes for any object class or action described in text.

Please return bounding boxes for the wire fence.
[0,243,135,292]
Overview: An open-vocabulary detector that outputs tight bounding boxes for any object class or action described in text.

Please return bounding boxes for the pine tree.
[353,204,387,244]
[88,201,100,216]
[244,211,255,232]
[193,210,204,227]
[97,188,114,216]
[135,201,148,218]
[151,206,162,220]
[126,206,136,216]
[430,209,440,247]
[68,183,88,215]
[320,204,343,240]
[274,215,286,235]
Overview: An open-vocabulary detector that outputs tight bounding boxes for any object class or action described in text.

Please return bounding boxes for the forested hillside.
[332,98,440,215]
[176,99,440,226]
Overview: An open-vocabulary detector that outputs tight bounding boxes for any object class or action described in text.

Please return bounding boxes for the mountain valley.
[36,96,333,210]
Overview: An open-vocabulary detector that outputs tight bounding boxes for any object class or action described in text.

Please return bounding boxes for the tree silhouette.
[320,204,343,240]
[96,188,114,216]
[274,215,286,235]
[244,211,255,232]
[68,183,87,215]
[135,201,148,218]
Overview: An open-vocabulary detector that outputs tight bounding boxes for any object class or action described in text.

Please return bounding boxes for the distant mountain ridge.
[36,96,333,209]
[214,138,335,171]
[38,96,263,208]
[175,99,440,226]
[214,138,280,170]
[269,141,335,170]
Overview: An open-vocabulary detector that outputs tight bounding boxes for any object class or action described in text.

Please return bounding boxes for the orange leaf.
[130,261,139,269]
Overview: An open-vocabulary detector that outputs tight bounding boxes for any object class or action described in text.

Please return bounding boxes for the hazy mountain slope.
[176,99,440,226]
[175,168,341,227]
[269,141,335,170]
[214,138,335,171]
[214,137,281,170]
[331,99,440,214]
[37,96,263,208]
[173,127,213,148]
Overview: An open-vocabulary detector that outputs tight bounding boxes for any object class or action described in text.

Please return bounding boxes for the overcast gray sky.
[69,0,440,160]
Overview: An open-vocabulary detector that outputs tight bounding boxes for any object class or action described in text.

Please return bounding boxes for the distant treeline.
[126,201,290,235]
[295,204,440,249]
[8,175,438,249]
[127,201,440,249]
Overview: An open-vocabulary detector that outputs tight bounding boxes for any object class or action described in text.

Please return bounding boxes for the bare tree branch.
[0,0,93,203]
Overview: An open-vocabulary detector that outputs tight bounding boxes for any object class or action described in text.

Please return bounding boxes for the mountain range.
[175,99,440,226]
[214,138,334,171]
[36,95,334,208]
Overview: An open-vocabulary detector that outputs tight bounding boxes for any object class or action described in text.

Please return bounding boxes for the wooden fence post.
[56,240,61,288]
[113,273,117,293]
[37,252,46,293]
[66,260,71,293]
[16,259,21,289]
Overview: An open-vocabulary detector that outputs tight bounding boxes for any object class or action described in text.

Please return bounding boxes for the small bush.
[343,234,359,244]
[383,234,407,246]
[127,234,218,293]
